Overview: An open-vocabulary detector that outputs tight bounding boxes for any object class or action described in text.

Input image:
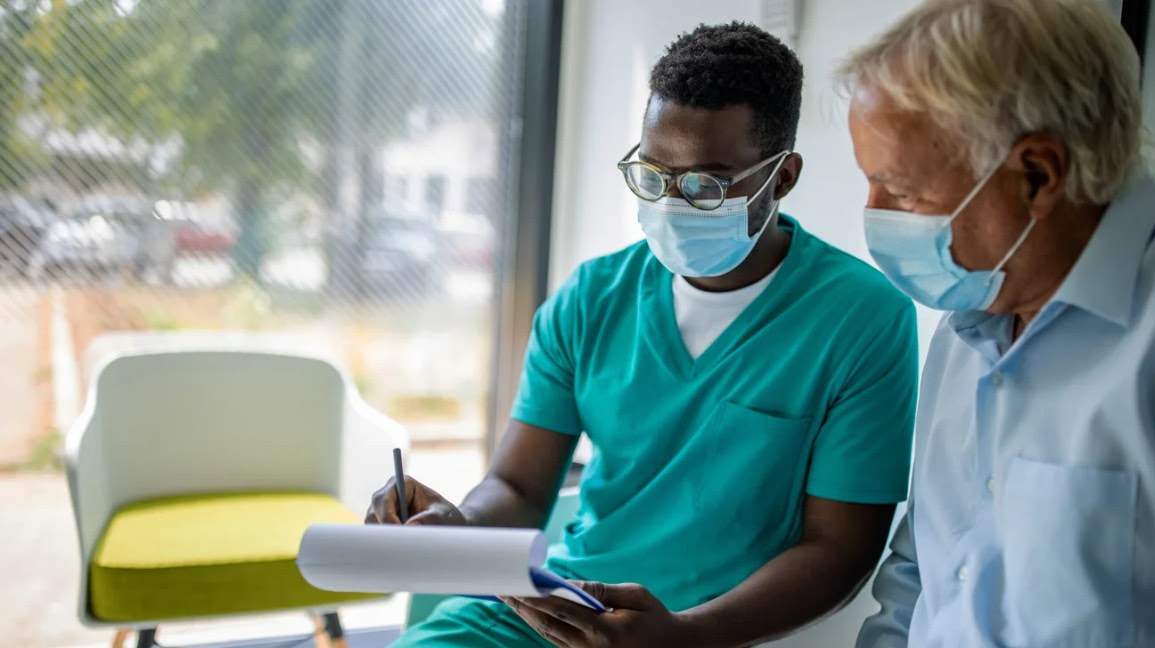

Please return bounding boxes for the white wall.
[786,0,942,362]
[551,0,942,362]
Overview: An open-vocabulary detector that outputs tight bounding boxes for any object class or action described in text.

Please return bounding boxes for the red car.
[175,221,235,254]
[156,201,237,255]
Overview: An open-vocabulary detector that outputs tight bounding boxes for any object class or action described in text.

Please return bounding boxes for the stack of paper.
[297,524,606,612]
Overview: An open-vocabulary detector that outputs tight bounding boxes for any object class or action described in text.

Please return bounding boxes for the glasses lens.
[680,173,725,210]
[625,164,666,201]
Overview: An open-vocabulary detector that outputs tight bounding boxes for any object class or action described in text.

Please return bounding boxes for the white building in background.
[380,116,500,268]
[381,117,499,221]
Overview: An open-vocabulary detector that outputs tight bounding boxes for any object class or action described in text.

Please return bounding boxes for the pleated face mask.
[638,151,788,278]
[864,163,1036,312]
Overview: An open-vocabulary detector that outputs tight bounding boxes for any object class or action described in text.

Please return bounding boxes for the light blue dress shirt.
[858,176,1155,648]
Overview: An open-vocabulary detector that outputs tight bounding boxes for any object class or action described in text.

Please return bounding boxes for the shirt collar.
[946,309,1012,361]
[1050,174,1155,326]
[950,173,1155,334]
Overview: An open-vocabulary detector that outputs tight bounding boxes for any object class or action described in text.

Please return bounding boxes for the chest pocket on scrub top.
[694,401,812,526]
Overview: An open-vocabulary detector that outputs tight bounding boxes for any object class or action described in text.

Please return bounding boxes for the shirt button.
[991,372,1005,387]
[958,566,969,582]
[987,478,995,494]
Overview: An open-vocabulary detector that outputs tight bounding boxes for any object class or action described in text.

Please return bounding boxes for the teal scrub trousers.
[391,597,552,647]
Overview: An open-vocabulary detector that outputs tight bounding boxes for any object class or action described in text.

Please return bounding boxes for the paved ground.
[1,445,483,647]
[0,288,47,467]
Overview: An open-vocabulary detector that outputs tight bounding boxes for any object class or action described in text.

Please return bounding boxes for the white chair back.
[67,352,344,587]
[101,350,344,495]
[65,345,407,627]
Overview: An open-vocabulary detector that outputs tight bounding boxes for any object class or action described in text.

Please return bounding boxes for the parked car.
[28,197,177,281]
[155,200,237,255]
[0,196,54,274]
[438,211,495,271]
[360,209,443,296]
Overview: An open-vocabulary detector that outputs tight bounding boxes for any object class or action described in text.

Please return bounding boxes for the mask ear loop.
[984,216,1037,286]
[744,151,791,240]
[945,161,1014,286]
[746,151,790,206]
[948,162,1003,223]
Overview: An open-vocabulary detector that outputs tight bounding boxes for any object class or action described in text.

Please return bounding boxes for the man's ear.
[1007,133,1068,219]
[774,153,804,200]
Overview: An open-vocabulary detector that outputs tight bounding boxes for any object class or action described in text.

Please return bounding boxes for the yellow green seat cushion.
[90,491,378,622]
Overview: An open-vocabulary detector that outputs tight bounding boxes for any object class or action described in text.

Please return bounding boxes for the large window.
[1123,0,1155,126]
[0,0,556,644]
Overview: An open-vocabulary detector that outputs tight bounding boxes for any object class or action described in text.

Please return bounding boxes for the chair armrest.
[64,399,118,626]
[64,400,111,565]
[339,393,411,515]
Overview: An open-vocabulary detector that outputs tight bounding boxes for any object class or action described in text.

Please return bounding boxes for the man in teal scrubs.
[369,22,918,647]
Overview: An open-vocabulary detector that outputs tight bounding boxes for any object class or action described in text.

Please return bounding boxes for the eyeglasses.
[616,143,787,211]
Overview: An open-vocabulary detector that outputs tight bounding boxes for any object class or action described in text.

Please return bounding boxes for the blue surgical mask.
[864,164,1037,311]
[639,153,787,278]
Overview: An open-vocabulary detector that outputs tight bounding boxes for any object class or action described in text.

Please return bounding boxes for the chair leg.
[322,612,347,648]
[311,614,331,648]
[111,629,129,648]
[135,628,158,648]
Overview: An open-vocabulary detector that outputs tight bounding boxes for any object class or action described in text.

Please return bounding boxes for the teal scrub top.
[512,216,918,613]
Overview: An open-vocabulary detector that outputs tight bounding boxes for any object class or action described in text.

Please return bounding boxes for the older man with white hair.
[840,0,1152,646]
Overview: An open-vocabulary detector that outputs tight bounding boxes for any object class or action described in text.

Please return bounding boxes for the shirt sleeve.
[508,267,585,436]
[857,497,922,647]
[805,301,918,504]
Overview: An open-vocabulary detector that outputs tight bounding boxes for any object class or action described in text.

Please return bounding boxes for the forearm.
[457,422,577,529]
[457,474,555,529]
[856,512,920,647]
[678,539,873,648]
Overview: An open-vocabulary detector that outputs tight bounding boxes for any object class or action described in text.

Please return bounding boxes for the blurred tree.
[22,0,501,283]
[292,0,502,294]
[0,0,47,191]
[26,0,315,276]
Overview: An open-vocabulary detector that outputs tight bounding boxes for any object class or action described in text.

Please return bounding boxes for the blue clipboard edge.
[456,568,608,613]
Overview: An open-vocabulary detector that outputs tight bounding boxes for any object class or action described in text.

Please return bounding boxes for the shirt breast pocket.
[696,402,812,524]
[999,456,1137,646]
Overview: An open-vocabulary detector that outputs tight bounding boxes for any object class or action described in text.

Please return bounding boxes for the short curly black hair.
[649,22,803,156]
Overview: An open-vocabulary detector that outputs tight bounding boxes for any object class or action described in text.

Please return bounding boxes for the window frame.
[1122,0,1152,73]
[484,0,565,461]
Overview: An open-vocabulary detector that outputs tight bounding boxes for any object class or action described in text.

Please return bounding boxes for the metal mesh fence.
[0,0,523,451]
[0,0,517,302]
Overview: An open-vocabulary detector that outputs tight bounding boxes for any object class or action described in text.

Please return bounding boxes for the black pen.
[393,447,409,523]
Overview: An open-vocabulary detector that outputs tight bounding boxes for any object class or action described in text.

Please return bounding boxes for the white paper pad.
[296,524,606,611]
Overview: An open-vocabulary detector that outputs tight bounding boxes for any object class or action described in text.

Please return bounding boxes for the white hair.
[837,0,1144,205]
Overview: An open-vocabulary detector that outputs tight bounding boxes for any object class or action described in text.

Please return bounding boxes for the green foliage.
[387,394,463,422]
[26,0,311,190]
[23,426,62,472]
[221,279,273,329]
[140,304,178,331]
[0,426,62,473]
[0,0,44,190]
[11,0,502,277]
